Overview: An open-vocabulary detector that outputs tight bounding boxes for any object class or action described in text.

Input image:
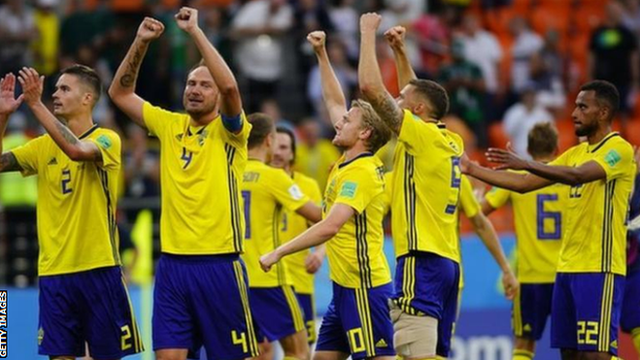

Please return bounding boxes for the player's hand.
[17,67,44,107]
[486,143,528,170]
[459,152,472,174]
[502,270,519,301]
[304,251,324,274]
[136,17,164,42]
[307,31,326,53]
[360,13,382,33]
[175,7,199,34]
[384,26,406,50]
[260,251,280,272]
[0,73,23,116]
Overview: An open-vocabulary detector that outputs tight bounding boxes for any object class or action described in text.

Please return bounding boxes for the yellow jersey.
[295,139,341,191]
[391,111,464,261]
[142,102,251,255]
[324,153,392,288]
[550,132,636,275]
[12,126,122,276]
[241,160,310,287]
[279,171,323,294]
[456,175,482,289]
[485,171,566,283]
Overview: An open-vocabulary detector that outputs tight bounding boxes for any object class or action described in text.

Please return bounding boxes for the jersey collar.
[589,132,620,153]
[338,152,374,169]
[78,124,98,140]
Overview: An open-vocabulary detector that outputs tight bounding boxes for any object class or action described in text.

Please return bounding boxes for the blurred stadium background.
[1,0,639,358]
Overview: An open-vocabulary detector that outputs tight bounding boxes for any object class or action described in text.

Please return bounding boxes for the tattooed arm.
[0,152,21,172]
[358,13,404,135]
[108,17,165,128]
[18,68,102,162]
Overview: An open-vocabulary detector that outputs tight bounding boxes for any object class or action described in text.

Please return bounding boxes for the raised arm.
[384,26,416,90]
[176,7,242,119]
[358,13,404,135]
[260,203,354,272]
[0,73,24,172]
[486,146,606,185]
[108,17,165,128]
[461,153,553,193]
[18,68,102,162]
[308,31,347,125]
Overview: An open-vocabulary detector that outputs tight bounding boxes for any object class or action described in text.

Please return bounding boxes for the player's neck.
[248,147,268,163]
[189,110,219,127]
[586,124,613,145]
[344,143,371,162]
[63,114,95,137]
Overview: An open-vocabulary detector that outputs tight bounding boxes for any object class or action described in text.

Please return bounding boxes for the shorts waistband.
[160,253,240,263]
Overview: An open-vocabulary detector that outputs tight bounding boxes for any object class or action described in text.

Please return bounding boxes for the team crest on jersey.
[197,130,208,146]
[604,149,621,167]
[340,181,358,198]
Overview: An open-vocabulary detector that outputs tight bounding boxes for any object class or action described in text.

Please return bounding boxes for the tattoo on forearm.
[371,93,403,132]
[119,41,147,88]
[55,121,79,145]
[0,152,22,172]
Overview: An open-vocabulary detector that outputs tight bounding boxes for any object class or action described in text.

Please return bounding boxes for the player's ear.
[359,126,372,141]
[82,92,94,107]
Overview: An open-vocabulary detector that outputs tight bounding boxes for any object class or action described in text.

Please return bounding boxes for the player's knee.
[281,331,309,360]
[390,307,438,359]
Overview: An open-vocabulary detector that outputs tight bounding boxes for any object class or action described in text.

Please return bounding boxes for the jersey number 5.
[445,156,462,214]
[536,194,561,240]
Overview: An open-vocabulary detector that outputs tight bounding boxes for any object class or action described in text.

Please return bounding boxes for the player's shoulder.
[601,133,634,153]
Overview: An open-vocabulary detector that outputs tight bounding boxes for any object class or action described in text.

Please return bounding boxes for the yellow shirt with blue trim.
[242,160,310,287]
[279,171,323,294]
[323,153,392,289]
[550,132,636,275]
[142,102,251,255]
[390,111,464,261]
[11,126,121,276]
[485,171,566,283]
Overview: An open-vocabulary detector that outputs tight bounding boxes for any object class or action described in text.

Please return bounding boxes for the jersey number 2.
[61,169,72,194]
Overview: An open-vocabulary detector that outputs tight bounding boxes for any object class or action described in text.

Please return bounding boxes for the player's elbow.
[322,220,341,238]
[66,147,87,162]
[218,82,239,97]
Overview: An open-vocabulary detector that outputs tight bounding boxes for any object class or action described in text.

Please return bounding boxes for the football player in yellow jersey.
[109,8,258,360]
[359,15,464,359]
[462,80,636,360]
[481,122,566,360]
[241,113,322,360]
[272,126,325,348]
[0,65,143,359]
[260,30,395,360]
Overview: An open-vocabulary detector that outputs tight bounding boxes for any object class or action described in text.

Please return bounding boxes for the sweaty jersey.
[12,126,121,276]
[485,171,566,283]
[324,153,391,289]
[550,132,636,275]
[143,102,251,255]
[390,111,464,261]
[242,160,310,287]
[279,171,323,294]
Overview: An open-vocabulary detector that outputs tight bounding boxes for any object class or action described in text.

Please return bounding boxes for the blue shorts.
[316,282,395,359]
[38,266,143,360]
[392,252,460,357]
[153,254,259,360]
[249,285,305,342]
[296,292,317,343]
[551,272,624,354]
[513,283,554,340]
[621,268,640,333]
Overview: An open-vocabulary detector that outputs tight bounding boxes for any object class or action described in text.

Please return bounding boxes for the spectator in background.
[529,52,565,113]
[538,30,565,81]
[502,83,553,159]
[231,0,293,112]
[439,38,487,147]
[328,0,359,60]
[509,17,543,96]
[458,14,503,122]
[621,0,640,40]
[259,98,295,131]
[32,0,60,97]
[307,37,356,118]
[0,0,37,75]
[411,4,451,77]
[588,1,639,116]
[0,113,37,207]
[294,117,341,190]
[124,124,160,201]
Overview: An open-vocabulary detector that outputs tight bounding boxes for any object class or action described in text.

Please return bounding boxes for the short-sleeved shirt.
[241,160,310,287]
[390,110,464,261]
[323,153,392,288]
[142,102,251,255]
[12,126,121,275]
[550,132,636,275]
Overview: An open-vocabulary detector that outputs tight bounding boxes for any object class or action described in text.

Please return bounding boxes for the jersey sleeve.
[484,185,511,209]
[221,111,251,148]
[549,146,573,167]
[459,175,481,218]
[142,101,177,138]
[592,139,635,181]
[397,109,439,154]
[334,166,383,214]
[10,135,47,177]
[270,169,310,212]
[87,131,121,170]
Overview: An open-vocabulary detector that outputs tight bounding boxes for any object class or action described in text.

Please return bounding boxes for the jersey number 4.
[181,148,193,169]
